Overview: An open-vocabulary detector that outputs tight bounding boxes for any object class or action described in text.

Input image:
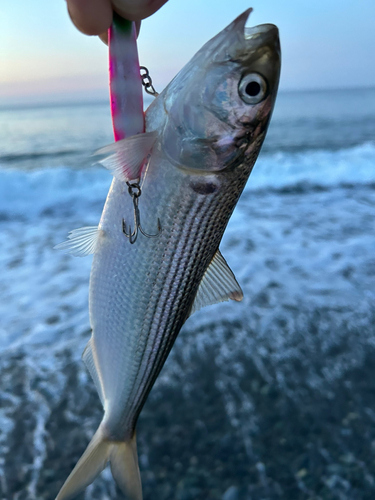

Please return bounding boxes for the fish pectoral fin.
[54,226,100,257]
[82,338,105,406]
[190,249,243,316]
[92,131,158,183]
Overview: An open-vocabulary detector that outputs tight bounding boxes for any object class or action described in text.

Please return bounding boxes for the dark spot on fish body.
[189,179,219,195]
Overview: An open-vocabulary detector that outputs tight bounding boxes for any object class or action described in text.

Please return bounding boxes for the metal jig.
[122,182,161,244]
[140,66,159,97]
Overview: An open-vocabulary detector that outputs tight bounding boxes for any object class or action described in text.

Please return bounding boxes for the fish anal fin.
[82,338,105,406]
[93,131,158,183]
[54,226,100,257]
[190,249,243,316]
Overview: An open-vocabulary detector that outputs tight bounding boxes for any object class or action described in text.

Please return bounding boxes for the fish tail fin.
[55,426,110,500]
[110,431,142,500]
[55,426,142,500]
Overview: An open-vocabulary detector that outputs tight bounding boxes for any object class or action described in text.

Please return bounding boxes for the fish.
[55,8,281,500]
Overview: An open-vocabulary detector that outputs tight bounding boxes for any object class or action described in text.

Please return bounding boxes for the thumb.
[111,0,169,21]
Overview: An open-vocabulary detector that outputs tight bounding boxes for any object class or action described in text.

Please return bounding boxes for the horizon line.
[0,85,374,112]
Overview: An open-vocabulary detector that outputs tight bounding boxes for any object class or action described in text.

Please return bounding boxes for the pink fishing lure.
[108,13,144,141]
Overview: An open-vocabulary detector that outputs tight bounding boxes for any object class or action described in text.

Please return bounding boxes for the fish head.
[158,9,281,172]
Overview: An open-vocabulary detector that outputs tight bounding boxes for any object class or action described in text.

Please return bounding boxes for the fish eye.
[238,73,267,104]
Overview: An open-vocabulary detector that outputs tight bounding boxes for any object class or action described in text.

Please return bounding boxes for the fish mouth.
[229,8,279,39]
[227,9,280,61]
[244,23,280,57]
[245,23,278,40]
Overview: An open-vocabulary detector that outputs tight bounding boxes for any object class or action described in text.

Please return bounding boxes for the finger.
[112,0,169,21]
[67,0,113,35]
[99,31,109,45]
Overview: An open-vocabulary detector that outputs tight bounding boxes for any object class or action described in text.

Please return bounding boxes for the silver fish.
[55,9,280,500]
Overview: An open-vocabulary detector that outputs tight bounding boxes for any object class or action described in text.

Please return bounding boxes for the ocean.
[0,87,374,499]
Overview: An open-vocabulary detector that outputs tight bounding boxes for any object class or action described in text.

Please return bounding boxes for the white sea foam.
[1,143,374,221]
[1,143,374,356]
[249,142,375,190]
[0,167,110,218]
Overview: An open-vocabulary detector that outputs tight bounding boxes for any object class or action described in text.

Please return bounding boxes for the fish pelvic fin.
[55,426,142,500]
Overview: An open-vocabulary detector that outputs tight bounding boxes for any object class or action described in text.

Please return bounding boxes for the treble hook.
[122,182,162,244]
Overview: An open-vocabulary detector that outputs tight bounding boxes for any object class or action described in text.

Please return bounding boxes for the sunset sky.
[2,0,375,105]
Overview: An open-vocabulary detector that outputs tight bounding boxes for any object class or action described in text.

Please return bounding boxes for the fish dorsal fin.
[93,131,158,182]
[82,338,105,406]
[190,249,243,316]
[54,226,99,257]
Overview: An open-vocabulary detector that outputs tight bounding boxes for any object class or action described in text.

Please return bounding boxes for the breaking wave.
[0,143,374,220]
[249,141,375,191]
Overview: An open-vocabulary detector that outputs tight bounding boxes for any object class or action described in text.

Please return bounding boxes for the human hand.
[66,0,168,39]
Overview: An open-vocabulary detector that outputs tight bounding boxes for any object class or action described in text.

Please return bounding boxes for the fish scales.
[92,166,247,438]
[127,158,262,413]
[124,183,244,425]
[55,9,280,500]
[130,203,251,412]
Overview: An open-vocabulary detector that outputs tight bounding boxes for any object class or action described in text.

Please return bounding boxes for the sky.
[1,0,375,105]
